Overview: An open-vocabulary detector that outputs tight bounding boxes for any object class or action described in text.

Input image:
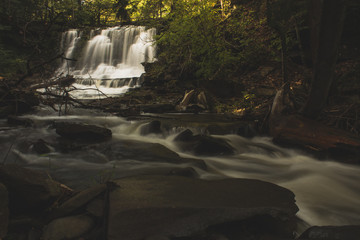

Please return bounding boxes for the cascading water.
[56,26,156,98]
[57,29,81,76]
[1,108,360,229]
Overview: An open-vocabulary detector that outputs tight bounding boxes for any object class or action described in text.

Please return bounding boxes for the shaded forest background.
[1,0,360,134]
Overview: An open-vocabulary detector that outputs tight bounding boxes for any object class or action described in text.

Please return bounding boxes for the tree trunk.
[301,0,346,119]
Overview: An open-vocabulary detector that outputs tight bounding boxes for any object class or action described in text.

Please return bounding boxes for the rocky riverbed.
[1,106,360,239]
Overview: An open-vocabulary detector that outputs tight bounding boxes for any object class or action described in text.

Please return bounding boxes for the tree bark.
[301,0,346,119]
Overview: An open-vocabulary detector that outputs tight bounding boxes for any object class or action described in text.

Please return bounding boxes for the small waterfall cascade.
[56,26,156,98]
[57,29,81,75]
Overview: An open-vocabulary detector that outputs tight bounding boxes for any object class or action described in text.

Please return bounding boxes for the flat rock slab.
[108,175,298,240]
[0,164,65,215]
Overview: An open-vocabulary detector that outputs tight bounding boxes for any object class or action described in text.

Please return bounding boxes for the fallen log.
[30,75,76,90]
[270,115,360,163]
[269,88,360,163]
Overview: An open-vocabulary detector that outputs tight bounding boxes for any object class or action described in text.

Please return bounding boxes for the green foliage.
[155,1,273,84]
[266,0,308,55]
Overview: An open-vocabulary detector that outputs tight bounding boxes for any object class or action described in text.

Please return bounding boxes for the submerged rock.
[108,175,298,240]
[55,122,112,141]
[174,129,235,156]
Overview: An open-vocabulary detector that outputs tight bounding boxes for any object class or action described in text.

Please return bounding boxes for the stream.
[1,105,360,228]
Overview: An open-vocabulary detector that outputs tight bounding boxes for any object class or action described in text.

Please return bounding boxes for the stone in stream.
[0,164,71,215]
[139,120,162,135]
[0,183,9,238]
[174,129,235,156]
[32,139,52,154]
[49,184,107,219]
[55,122,112,141]
[298,225,360,240]
[100,140,207,169]
[107,175,298,240]
[42,214,95,240]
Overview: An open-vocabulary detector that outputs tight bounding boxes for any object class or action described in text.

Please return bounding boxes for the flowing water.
[55,26,156,98]
[13,25,360,230]
[1,106,360,228]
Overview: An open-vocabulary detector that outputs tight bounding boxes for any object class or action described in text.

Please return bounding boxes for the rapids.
[1,106,360,228]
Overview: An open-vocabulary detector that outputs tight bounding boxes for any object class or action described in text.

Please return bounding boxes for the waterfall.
[56,26,156,98]
[57,29,81,76]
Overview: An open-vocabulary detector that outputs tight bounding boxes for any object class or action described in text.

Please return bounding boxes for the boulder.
[0,183,9,238]
[33,139,52,154]
[298,225,360,240]
[42,214,95,240]
[55,122,112,141]
[0,165,69,215]
[174,129,235,156]
[108,175,298,240]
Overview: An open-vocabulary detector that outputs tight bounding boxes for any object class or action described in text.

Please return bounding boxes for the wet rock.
[140,120,162,135]
[50,184,106,219]
[86,198,104,218]
[298,225,360,240]
[108,175,298,240]
[174,129,235,156]
[42,214,95,240]
[0,165,67,215]
[55,122,112,141]
[235,123,257,138]
[173,129,193,142]
[0,183,9,238]
[7,115,34,127]
[101,140,206,169]
[33,139,51,154]
[167,167,199,178]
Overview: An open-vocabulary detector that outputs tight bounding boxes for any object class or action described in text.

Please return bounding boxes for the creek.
[3,25,360,230]
[1,106,360,228]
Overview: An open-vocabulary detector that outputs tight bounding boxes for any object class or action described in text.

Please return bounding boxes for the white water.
[56,26,156,98]
[1,107,360,227]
